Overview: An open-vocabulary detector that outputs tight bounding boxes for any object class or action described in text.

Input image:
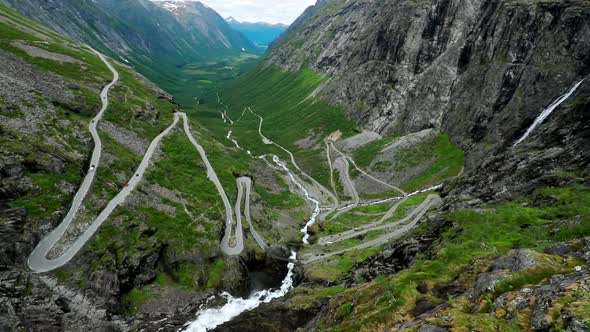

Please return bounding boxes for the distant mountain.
[226,17,288,48]
[152,1,254,52]
[0,0,255,92]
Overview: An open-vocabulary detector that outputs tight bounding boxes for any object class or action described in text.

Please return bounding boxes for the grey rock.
[410,298,438,317]
[544,242,577,256]
[471,272,506,298]
[433,280,464,299]
[418,324,448,332]
[492,249,536,272]
[568,318,589,332]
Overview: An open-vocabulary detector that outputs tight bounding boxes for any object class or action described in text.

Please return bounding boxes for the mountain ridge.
[226,16,289,48]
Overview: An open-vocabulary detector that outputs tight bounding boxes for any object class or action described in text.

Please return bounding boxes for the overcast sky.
[199,0,316,25]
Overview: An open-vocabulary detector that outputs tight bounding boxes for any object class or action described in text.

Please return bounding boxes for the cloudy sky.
[199,0,316,25]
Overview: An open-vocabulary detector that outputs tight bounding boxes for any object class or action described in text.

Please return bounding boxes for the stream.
[183,131,322,331]
[184,252,296,332]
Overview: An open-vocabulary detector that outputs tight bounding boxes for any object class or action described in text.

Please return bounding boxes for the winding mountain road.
[27,49,119,272]
[303,194,441,264]
[28,53,251,273]
[326,156,359,221]
[179,113,243,256]
[248,107,339,213]
[235,177,268,251]
[213,98,445,263]
[329,141,407,196]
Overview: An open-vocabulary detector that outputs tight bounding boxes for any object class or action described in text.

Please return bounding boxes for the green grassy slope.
[0,2,248,314]
[0,0,260,106]
[284,183,590,331]
[194,65,357,187]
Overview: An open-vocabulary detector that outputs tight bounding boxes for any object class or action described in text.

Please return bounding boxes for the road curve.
[29,111,248,272]
[318,195,435,245]
[325,142,340,209]
[326,156,359,221]
[178,113,243,256]
[29,114,180,272]
[27,49,119,273]
[248,107,339,213]
[303,194,441,264]
[236,177,268,251]
[329,141,407,197]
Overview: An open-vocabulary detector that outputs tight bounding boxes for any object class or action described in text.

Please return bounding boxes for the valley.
[1,0,589,332]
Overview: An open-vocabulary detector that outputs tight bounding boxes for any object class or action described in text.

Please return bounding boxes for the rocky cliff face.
[266,0,481,133]
[266,0,590,192]
[266,0,589,145]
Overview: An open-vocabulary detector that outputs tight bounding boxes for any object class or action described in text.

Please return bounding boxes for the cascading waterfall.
[183,154,320,331]
[270,155,321,244]
[514,80,584,146]
[184,252,297,332]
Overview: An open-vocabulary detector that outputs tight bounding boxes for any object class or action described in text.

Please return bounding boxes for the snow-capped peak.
[151,0,207,13]
[225,16,240,24]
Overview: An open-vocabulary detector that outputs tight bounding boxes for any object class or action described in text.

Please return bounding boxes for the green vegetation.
[0,3,70,42]
[0,21,38,41]
[493,252,580,295]
[195,65,356,188]
[287,285,346,309]
[304,245,382,281]
[397,134,464,191]
[1,2,250,315]
[8,163,82,218]
[0,39,111,83]
[314,184,590,331]
[352,136,399,168]
[173,54,260,107]
[124,287,154,315]
[206,258,225,289]
[318,192,431,237]
[256,185,304,209]
[339,302,353,319]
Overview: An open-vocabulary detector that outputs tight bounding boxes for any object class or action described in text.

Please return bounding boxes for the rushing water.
[183,153,320,331]
[271,155,321,244]
[514,79,584,146]
[184,252,297,332]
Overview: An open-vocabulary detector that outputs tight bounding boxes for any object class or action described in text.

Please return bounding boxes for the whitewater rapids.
[184,251,297,331]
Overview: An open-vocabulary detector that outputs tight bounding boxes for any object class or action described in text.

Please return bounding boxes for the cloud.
[199,0,316,24]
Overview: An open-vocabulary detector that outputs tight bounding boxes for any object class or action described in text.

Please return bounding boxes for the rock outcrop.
[267,0,590,154]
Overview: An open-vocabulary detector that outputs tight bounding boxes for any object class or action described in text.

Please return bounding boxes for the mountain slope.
[152,0,255,52]
[206,0,590,330]
[0,3,262,329]
[267,0,589,139]
[0,0,255,96]
[226,17,288,48]
[262,0,590,184]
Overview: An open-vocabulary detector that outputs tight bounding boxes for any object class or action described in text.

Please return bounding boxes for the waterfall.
[514,80,584,146]
[184,252,297,332]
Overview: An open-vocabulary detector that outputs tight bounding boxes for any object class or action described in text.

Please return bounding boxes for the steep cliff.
[266,0,589,145]
[217,1,590,331]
